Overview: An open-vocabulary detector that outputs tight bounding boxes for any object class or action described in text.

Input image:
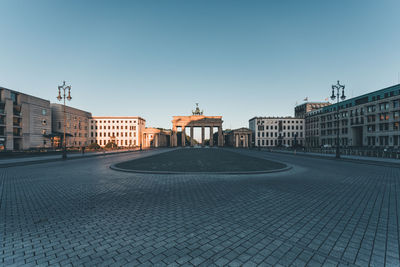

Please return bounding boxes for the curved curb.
[109,164,292,175]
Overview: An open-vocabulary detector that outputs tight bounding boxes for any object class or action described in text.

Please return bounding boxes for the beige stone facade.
[249,117,305,147]
[142,128,171,148]
[295,102,331,118]
[0,87,52,150]
[224,128,253,148]
[171,115,224,147]
[90,116,145,147]
[51,104,92,148]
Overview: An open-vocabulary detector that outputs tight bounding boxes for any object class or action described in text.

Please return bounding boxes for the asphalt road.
[1,148,399,266]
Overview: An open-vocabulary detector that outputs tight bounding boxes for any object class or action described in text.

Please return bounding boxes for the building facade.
[142,128,171,148]
[224,128,253,148]
[294,102,331,118]
[51,104,92,148]
[249,117,305,147]
[305,83,400,148]
[0,87,52,150]
[90,116,145,147]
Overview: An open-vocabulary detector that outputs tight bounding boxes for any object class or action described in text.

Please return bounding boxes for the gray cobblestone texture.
[1,148,399,266]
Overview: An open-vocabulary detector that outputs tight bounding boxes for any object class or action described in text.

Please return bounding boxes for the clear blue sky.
[1,0,399,129]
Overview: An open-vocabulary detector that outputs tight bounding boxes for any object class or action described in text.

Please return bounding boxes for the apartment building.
[249,117,305,147]
[304,83,400,148]
[0,87,52,150]
[90,116,145,147]
[51,104,92,148]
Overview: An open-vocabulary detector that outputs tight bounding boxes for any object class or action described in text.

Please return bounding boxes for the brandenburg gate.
[171,104,224,147]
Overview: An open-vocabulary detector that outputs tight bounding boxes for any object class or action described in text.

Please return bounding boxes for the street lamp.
[57,81,72,159]
[330,80,346,158]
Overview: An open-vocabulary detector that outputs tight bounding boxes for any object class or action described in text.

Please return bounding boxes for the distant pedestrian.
[81,146,85,155]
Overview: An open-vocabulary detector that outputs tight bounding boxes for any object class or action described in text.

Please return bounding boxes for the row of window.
[96,139,137,146]
[257,120,302,124]
[321,129,348,136]
[257,139,303,146]
[367,122,399,132]
[367,136,400,146]
[91,120,138,124]
[320,99,400,121]
[91,125,137,130]
[58,121,88,130]
[257,132,303,138]
[257,125,303,131]
[91,132,137,137]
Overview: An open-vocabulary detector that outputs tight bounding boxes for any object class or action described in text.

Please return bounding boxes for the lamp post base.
[62,149,67,160]
[335,147,340,159]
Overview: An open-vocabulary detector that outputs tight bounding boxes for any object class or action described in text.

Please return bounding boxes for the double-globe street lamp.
[330,80,346,158]
[57,81,72,159]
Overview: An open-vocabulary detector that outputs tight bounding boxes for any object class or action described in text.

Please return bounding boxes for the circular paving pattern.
[111,148,290,174]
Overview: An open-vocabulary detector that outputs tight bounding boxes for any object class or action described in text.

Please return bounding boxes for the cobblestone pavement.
[1,148,399,266]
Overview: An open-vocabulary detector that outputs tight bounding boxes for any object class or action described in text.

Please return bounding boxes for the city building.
[90,116,146,147]
[224,128,253,148]
[294,102,331,118]
[51,104,92,148]
[304,108,324,147]
[304,83,400,148]
[142,128,171,148]
[0,87,52,150]
[249,117,305,147]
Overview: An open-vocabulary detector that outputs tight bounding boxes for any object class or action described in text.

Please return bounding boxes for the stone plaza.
[1,148,399,266]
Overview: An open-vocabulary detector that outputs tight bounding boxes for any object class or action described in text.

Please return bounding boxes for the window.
[10,92,17,104]
[379,123,389,131]
[367,125,375,132]
[379,102,389,110]
[42,109,46,115]
[393,100,400,109]
[367,105,376,112]
[380,113,389,121]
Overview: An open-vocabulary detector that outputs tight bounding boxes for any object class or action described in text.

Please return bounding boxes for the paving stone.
[0,149,399,266]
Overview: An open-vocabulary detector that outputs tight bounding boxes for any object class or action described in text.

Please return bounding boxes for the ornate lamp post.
[57,81,72,159]
[330,80,346,158]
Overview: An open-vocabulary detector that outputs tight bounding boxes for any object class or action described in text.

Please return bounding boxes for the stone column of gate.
[190,126,194,147]
[235,134,239,148]
[201,126,205,146]
[218,126,223,146]
[209,127,213,146]
[172,125,177,147]
[181,127,186,147]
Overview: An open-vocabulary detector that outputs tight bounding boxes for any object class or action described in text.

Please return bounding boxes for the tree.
[87,143,101,150]
[105,142,118,149]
